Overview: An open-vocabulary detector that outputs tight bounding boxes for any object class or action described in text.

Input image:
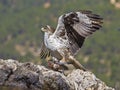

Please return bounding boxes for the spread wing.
[54,10,103,55]
[40,42,51,59]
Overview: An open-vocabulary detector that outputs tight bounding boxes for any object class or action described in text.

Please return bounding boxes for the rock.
[67,70,114,90]
[0,59,114,90]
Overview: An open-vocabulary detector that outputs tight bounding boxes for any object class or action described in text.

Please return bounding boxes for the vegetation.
[0,0,119,89]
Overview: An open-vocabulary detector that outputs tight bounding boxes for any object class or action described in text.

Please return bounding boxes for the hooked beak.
[41,25,50,32]
[41,27,45,31]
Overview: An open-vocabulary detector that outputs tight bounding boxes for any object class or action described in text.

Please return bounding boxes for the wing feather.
[54,10,103,55]
[40,42,51,59]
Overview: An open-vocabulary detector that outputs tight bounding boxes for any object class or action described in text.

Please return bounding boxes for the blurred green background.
[0,0,120,89]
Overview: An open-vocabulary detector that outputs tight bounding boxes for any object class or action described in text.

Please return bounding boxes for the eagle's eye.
[44,26,48,29]
[41,26,48,32]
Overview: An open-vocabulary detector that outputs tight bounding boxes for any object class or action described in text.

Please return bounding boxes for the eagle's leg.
[60,57,66,64]
[55,48,69,65]
[48,57,68,71]
[59,55,86,71]
[57,48,87,71]
[68,55,87,71]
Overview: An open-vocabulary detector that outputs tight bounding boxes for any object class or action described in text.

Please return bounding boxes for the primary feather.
[40,10,103,70]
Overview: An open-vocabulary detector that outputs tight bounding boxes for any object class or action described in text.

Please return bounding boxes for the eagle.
[40,10,103,71]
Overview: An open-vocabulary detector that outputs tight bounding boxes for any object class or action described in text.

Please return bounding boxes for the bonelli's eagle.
[40,10,103,71]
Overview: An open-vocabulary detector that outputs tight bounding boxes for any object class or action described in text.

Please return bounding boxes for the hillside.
[0,0,120,89]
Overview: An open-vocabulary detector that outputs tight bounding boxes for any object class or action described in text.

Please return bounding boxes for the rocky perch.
[0,59,114,90]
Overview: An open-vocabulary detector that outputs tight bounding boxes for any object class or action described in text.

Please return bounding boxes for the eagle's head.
[41,25,55,34]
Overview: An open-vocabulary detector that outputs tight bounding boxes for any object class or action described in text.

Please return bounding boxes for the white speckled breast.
[44,32,69,51]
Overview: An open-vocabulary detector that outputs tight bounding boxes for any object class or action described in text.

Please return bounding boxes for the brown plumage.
[40,10,103,71]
